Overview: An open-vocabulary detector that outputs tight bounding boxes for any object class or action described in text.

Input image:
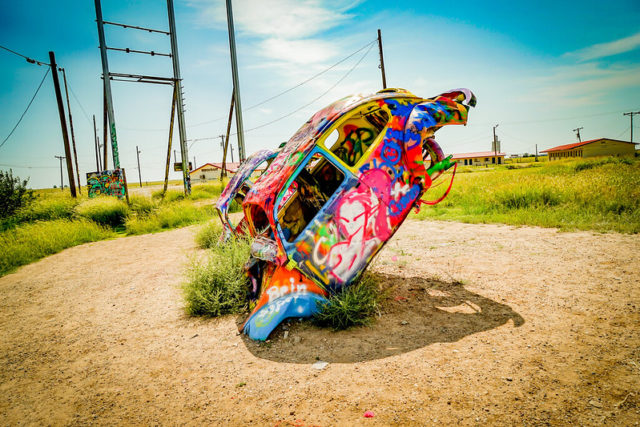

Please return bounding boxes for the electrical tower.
[94,0,191,194]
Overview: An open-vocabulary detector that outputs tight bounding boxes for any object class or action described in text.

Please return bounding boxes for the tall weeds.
[415,157,640,233]
[183,237,252,316]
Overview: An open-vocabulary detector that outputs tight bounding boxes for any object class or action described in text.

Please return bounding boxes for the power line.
[0,45,50,66]
[614,126,631,139]
[188,41,376,145]
[234,41,376,136]
[0,68,50,151]
[66,78,93,125]
[0,163,59,169]
[242,39,377,112]
[169,39,380,131]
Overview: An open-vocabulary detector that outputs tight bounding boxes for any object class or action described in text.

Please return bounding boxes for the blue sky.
[1,0,639,189]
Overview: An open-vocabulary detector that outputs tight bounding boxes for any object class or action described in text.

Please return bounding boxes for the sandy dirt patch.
[1,220,638,425]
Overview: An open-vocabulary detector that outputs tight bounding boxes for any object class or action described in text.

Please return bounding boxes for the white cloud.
[519,62,640,106]
[189,0,359,39]
[259,38,335,64]
[564,31,640,62]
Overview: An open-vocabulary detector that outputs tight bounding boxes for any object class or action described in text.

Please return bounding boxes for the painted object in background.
[219,88,476,340]
[86,169,126,199]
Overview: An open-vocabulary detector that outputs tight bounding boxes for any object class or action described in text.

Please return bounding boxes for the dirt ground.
[1,220,639,426]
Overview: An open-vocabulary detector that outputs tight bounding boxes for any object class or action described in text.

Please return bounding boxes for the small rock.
[283,331,289,339]
[400,320,408,325]
[505,377,513,381]
[312,361,329,370]
[589,399,603,408]
[293,336,301,344]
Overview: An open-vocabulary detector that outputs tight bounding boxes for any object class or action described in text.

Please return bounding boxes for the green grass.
[152,189,185,202]
[183,236,252,317]
[128,194,156,216]
[415,157,640,233]
[74,197,130,228]
[0,186,221,277]
[0,219,115,276]
[17,193,78,222]
[313,272,384,330]
[125,202,216,235]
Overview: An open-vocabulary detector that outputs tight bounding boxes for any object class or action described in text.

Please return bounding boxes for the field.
[1,157,639,424]
[0,181,229,277]
[414,157,640,233]
[0,220,638,425]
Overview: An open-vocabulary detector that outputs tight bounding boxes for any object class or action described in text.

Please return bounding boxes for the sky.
[1,0,639,189]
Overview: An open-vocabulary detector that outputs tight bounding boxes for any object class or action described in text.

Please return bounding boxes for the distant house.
[189,162,241,182]
[541,138,636,160]
[452,151,506,166]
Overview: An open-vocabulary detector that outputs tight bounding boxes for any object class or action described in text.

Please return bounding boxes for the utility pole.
[221,92,235,180]
[97,140,103,171]
[103,91,108,170]
[535,144,539,162]
[573,127,583,142]
[225,0,246,162]
[95,0,120,169]
[55,156,65,190]
[493,124,499,161]
[60,67,81,194]
[49,51,77,197]
[163,86,177,194]
[377,29,387,89]
[93,115,100,172]
[136,146,142,187]
[193,156,196,170]
[623,111,640,143]
[230,143,235,163]
[167,0,191,195]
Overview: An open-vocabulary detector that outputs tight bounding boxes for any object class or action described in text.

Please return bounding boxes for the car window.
[277,152,344,243]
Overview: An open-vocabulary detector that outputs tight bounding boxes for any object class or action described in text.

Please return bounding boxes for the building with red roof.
[189,160,269,182]
[541,138,636,160]
[189,162,242,182]
[452,151,506,166]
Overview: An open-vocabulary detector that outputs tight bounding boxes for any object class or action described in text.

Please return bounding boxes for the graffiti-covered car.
[215,149,277,241]
[225,88,476,340]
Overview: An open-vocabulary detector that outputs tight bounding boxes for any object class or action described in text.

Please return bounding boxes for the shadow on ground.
[241,272,524,363]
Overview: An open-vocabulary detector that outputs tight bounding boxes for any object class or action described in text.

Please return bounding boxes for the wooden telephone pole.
[60,67,82,194]
[377,29,387,89]
[623,111,639,143]
[49,51,76,197]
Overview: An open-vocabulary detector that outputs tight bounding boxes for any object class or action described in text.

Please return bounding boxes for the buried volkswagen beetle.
[222,88,476,340]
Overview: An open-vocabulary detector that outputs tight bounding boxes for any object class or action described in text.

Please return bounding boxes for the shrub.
[0,170,34,218]
[183,237,252,316]
[74,197,129,228]
[313,272,383,330]
[196,221,223,248]
[0,219,114,276]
